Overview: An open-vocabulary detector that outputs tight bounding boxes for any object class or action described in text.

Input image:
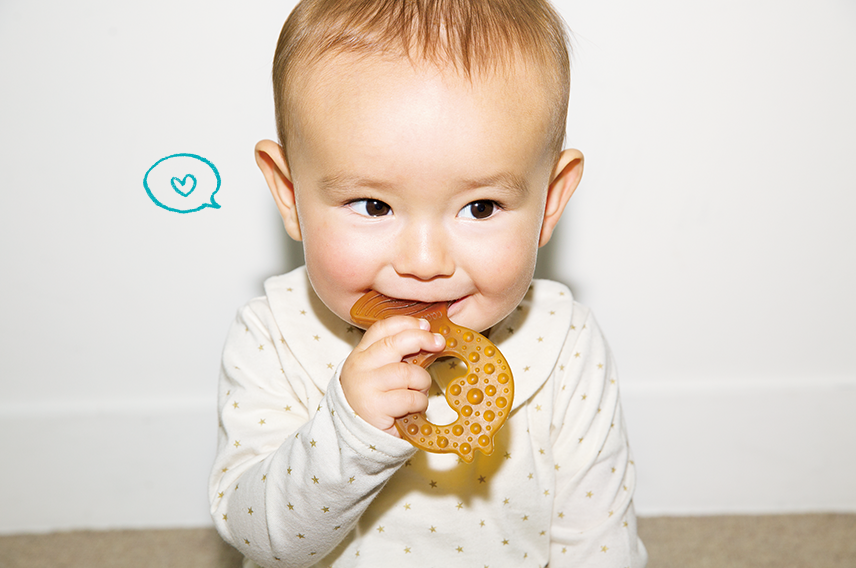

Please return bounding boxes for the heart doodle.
[171,174,197,197]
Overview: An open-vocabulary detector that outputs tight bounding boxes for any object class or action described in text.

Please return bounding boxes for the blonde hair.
[272,0,571,161]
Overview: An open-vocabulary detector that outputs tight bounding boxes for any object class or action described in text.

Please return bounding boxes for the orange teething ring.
[350,291,514,463]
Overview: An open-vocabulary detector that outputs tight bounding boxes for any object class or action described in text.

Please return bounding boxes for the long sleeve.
[208,301,416,568]
[547,309,648,567]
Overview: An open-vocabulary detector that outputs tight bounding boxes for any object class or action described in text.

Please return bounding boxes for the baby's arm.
[548,310,648,567]
[209,303,436,568]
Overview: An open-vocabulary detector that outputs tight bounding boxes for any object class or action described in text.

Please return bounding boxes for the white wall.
[0,0,853,533]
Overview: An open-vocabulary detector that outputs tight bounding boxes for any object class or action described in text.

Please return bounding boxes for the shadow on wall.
[534,222,580,299]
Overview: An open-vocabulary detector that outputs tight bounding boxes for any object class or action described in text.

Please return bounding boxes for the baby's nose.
[393,221,454,281]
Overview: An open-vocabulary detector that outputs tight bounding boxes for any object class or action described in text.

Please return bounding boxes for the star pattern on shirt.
[213,272,639,566]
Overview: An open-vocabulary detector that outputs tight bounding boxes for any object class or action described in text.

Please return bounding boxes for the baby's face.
[283,54,567,332]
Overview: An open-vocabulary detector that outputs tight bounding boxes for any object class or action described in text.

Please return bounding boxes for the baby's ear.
[255,139,302,241]
[539,149,584,247]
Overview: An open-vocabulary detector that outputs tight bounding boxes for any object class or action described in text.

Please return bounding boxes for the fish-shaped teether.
[350,291,514,463]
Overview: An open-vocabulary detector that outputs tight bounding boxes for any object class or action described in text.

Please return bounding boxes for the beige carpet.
[0,514,854,567]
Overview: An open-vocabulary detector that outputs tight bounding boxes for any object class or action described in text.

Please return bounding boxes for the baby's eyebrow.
[316,171,529,197]
[462,172,530,198]
[316,174,394,197]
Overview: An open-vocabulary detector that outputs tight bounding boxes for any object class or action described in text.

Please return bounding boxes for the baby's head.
[256,0,584,332]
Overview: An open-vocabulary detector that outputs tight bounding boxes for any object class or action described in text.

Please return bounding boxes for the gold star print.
[528,473,534,479]
[232,402,239,409]
[310,439,317,447]
[558,512,565,518]
[535,404,542,411]
[601,546,609,553]
[247,508,254,515]
[222,514,228,521]
[326,363,334,369]
[377,526,385,533]
[522,515,529,521]
[244,326,249,333]
[348,476,355,484]
[404,547,411,553]
[286,287,293,292]
[287,503,294,510]
[502,539,509,545]
[544,490,550,496]
[403,503,411,510]
[554,464,561,471]
[284,405,292,411]
[287,467,292,475]
[322,506,330,513]
[574,352,581,358]
[346,326,356,333]
[524,366,531,371]
[259,419,266,425]
[313,335,320,341]
[297,534,305,539]
[579,437,584,444]
[300,310,306,315]
[540,530,546,536]
[586,491,594,498]
[280,336,285,344]
[538,448,545,454]
[233,440,241,448]
[507,327,514,334]
[244,539,250,545]
[503,498,510,505]
[456,502,464,510]
[609,511,614,517]
[504,452,511,459]
[597,363,604,369]
[218,492,224,499]
[261,475,267,482]
[430,526,437,533]
[429,480,437,488]
[479,520,485,527]
[581,394,587,400]
[537,337,543,342]
[312,476,319,484]
[456,546,464,553]
[258,344,264,351]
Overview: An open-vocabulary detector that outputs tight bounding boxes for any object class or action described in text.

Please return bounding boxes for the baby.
[210,1,647,567]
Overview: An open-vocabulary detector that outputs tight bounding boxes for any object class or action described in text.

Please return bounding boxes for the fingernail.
[419,319,431,331]
[434,333,445,347]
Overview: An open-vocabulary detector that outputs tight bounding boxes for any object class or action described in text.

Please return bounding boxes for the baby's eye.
[458,200,497,220]
[350,199,392,217]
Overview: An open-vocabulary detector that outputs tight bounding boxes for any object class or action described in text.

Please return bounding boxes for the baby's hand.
[341,316,445,437]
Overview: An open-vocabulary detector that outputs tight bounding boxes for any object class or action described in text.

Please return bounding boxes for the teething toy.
[350,291,514,463]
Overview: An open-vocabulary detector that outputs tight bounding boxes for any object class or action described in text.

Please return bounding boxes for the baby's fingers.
[359,323,444,365]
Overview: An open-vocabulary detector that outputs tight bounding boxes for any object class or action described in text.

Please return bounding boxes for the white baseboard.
[622,377,856,516]
[1,378,854,534]
[0,397,219,535]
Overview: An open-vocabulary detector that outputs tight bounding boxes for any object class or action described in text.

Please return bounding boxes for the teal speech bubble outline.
[144,153,221,213]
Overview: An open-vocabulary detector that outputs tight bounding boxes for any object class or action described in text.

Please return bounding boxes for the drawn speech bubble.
[144,153,221,213]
